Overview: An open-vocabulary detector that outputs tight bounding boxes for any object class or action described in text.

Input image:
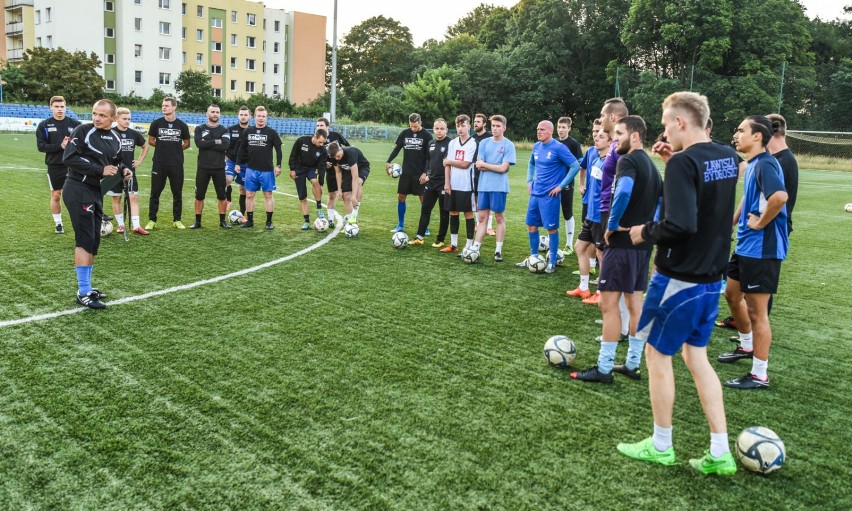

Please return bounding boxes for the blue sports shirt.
[527,139,580,196]
[736,151,788,260]
[477,137,517,193]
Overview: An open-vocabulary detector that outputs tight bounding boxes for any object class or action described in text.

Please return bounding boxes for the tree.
[15,47,103,104]
[477,6,512,50]
[338,16,416,92]
[403,65,460,125]
[446,3,500,39]
[175,70,213,112]
[353,86,407,124]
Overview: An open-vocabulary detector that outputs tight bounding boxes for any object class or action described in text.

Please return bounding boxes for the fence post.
[778,61,786,114]
[615,67,621,97]
[689,65,695,92]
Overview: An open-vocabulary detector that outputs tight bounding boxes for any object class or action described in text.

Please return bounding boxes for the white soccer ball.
[845,203,852,213]
[314,217,330,232]
[544,335,577,368]
[391,231,409,248]
[538,234,550,252]
[228,210,244,224]
[527,253,547,273]
[389,163,402,178]
[100,220,113,236]
[736,426,786,475]
[344,222,360,238]
[546,249,566,266]
[461,247,480,264]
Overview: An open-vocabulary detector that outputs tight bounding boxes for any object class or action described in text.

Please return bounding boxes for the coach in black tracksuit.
[147,97,190,229]
[191,105,231,229]
[36,96,81,233]
[62,99,129,309]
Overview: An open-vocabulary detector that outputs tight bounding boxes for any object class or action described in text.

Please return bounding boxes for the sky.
[265,0,850,46]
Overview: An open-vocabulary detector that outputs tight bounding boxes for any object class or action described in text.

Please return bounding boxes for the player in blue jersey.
[515,120,581,273]
[718,116,789,390]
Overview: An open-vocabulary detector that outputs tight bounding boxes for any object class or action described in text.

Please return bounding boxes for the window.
[105,80,115,90]
[231,10,237,22]
[273,42,280,53]
[196,53,203,65]
[135,70,142,83]
[159,0,170,9]
[262,62,266,72]
[158,47,170,60]
[211,65,222,75]
[262,40,266,51]
[273,64,279,74]
[211,18,222,28]
[182,52,186,64]
[105,27,115,38]
[35,10,40,24]
[134,0,141,4]
[230,34,237,46]
[230,57,237,69]
[182,27,187,39]
[197,5,203,17]
[46,35,52,47]
[246,13,256,26]
[134,44,142,57]
[263,19,266,30]
[274,20,280,32]
[196,29,203,41]
[273,84,279,94]
[159,72,171,85]
[213,88,221,98]
[159,21,171,35]
[246,59,255,71]
[245,81,255,93]
[105,1,114,11]
[211,42,222,52]
[230,80,237,91]
[46,8,51,22]
[181,2,185,15]
[106,53,115,64]
[134,18,142,30]
[246,36,256,48]
[36,37,42,46]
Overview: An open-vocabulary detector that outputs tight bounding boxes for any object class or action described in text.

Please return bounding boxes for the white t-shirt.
[447,136,477,191]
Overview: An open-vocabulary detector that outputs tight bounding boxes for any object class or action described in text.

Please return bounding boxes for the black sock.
[195,214,201,223]
[450,215,460,235]
[239,195,246,214]
[316,200,322,210]
[303,214,310,222]
[226,185,232,202]
[219,213,226,223]
[267,211,274,223]
[247,211,254,222]
[465,217,475,240]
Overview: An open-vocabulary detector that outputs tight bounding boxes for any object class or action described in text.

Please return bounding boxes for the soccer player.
[718,116,789,390]
[146,97,191,230]
[316,117,349,225]
[107,107,149,235]
[236,106,283,230]
[470,115,516,261]
[36,95,81,234]
[289,128,328,230]
[766,114,798,235]
[571,116,661,383]
[617,92,739,476]
[61,99,129,309]
[441,114,478,253]
[225,106,251,215]
[515,121,581,273]
[190,105,231,229]
[327,141,369,224]
[471,113,493,233]
[556,116,584,253]
[412,118,451,247]
[386,113,432,233]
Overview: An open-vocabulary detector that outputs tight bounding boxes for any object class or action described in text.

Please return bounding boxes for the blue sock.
[528,231,539,255]
[626,336,645,370]
[76,265,92,296]
[598,341,618,374]
[548,232,560,264]
[397,201,406,227]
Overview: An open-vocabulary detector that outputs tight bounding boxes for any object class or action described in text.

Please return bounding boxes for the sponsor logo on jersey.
[201,129,210,138]
[404,137,424,150]
[47,127,58,132]
[121,139,135,151]
[703,157,738,183]
[455,149,465,160]
[158,128,182,141]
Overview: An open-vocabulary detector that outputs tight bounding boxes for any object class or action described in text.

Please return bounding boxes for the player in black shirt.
[557,116,584,252]
[190,105,231,229]
[316,117,349,225]
[766,114,798,234]
[62,99,130,309]
[289,129,328,230]
[225,106,251,214]
[386,113,432,233]
[107,107,149,235]
[236,106,283,230]
[36,95,81,234]
[328,142,370,225]
[411,118,451,246]
[146,97,191,230]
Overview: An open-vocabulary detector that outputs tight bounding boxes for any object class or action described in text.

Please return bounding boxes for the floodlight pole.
[330,0,338,123]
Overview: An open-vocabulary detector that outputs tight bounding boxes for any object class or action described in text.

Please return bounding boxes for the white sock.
[580,275,589,291]
[653,423,672,451]
[565,217,575,247]
[329,208,337,221]
[464,239,473,250]
[710,432,730,458]
[115,213,124,226]
[131,216,140,229]
[590,258,597,270]
[52,213,62,225]
[619,295,630,336]
[495,241,503,253]
[451,233,458,247]
[738,331,754,351]
[472,241,481,251]
[751,357,768,380]
[487,214,493,229]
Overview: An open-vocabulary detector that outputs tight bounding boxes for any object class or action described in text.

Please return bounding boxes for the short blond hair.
[116,107,131,116]
[490,115,507,126]
[662,92,709,129]
[255,105,267,114]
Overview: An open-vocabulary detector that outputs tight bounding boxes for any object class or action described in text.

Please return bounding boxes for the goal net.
[786,131,852,160]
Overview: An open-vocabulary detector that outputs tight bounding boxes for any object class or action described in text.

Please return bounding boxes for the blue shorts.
[525,194,561,230]
[225,160,245,186]
[637,272,723,356]
[244,168,277,193]
[477,191,507,213]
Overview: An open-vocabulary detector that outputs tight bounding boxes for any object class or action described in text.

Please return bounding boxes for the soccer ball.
[736,426,786,475]
[314,217,330,232]
[228,210,244,224]
[546,249,566,266]
[845,203,852,213]
[527,253,547,273]
[389,163,402,178]
[461,247,480,264]
[344,222,360,238]
[100,220,113,236]
[538,234,550,252]
[543,335,577,368]
[391,231,409,248]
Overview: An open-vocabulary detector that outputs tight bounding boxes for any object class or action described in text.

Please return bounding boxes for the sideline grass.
[0,133,850,509]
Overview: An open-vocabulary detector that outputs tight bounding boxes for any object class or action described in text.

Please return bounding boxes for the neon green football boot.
[689,451,737,475]
[616,437,677,466]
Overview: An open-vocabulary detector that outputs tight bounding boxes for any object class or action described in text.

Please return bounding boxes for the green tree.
[446,3,500,38]
[353,86,407,124]
[338,16,416,92]
[175,70,213,112]
[403,65,460,125]
[477,6,512,50]
[15,47,103,104]
[419,34,482,70]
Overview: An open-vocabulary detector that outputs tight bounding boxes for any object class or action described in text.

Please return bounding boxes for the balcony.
[4,0,34,10]
[6,47,25,61]
[6,21,23,35]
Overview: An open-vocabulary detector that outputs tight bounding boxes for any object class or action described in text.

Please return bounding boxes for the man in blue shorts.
[617,92,739,475]
[225,106,251,214]
[515,120,581,273]
[288,128,328,230]
[718,116,789,390]
[571,115,661,383]
[470,115,516,261]
[236,106,283,230]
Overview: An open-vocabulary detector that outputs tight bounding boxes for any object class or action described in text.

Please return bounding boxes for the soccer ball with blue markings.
[527,253,547,273]
[344,223,360,238]
[538,235,549,252]
[228,210,244,225]
[544,335,576,368]
[736,426,786,475]
[461,247,480,264]
[100,220,113,237]
[389,164,402,178]
[546,249,565,266]
[314,217,330,232]
[391,231,409,248]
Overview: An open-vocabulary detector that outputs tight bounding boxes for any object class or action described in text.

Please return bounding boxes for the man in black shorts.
[62,99,129,309]
[386,113,431,233]
[289,128,328,230]
[190,104,231,229]
[557,116,584,253]
[327,141,369,224]
[146,97,191,230]
[316,117,349,225]
[37,95,80,234]
[411,118,451,247]
[107,107,149,235]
